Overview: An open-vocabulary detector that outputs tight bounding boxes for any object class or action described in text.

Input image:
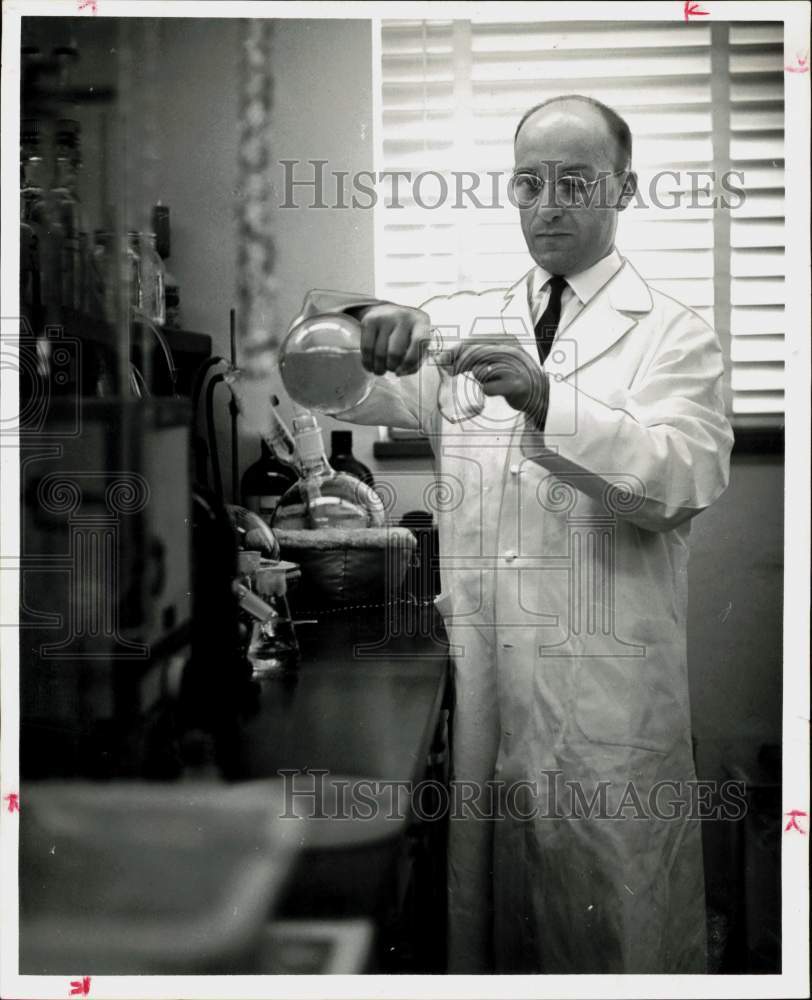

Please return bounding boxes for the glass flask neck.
[261,417,298,472]
[292,414,333,479]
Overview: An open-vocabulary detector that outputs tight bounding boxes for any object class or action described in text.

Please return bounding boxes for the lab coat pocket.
[571,650,683,755]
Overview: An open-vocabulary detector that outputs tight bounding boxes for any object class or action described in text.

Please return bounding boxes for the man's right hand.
[354,303,433,377]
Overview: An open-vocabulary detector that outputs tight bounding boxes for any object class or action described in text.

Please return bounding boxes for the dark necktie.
[534,275,568,365]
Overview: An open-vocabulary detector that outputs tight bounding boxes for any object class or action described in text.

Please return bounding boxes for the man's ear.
[617,171,638,212]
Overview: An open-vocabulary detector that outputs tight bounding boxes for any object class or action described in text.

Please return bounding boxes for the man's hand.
[355,304,433,377]
[447,336,549,417]
[351,304,549,424]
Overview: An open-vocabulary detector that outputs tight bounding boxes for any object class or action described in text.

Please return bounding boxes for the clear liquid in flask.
[279,314,374,416]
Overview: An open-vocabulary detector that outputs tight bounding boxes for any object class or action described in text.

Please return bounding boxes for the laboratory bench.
[20,601,451,976]
[232,599,452,973]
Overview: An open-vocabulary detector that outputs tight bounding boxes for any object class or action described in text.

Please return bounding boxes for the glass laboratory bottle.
[241,440,298,526]
[21,121,64,322]
[136,232,166,326]
[90,230,117,325]
[272,414,385,530]
[20,120,44,323]
[329,430,375,490]
[51,119,86,312]
[151,203,181,329]
[126,232,143,312]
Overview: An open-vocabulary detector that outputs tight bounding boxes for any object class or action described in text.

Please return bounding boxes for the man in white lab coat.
[308,95,733,973]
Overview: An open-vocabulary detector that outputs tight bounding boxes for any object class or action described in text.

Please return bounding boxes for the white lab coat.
[301,259,733,973]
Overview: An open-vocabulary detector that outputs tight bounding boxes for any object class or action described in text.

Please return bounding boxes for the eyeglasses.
[508,169,628,209]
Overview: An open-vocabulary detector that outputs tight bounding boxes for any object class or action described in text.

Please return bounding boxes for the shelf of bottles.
[19,24,179,409]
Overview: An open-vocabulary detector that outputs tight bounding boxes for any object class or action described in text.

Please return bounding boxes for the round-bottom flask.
[271,414,385,530]
[279,312,373,416]
[278,308,487,425]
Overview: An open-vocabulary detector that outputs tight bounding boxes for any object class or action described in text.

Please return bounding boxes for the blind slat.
[469,24,711,52]
[731,306,784,336]
[728,23,783,45]
[731,363,785,391]
[472,79,712,107]
[731,277,784,307]
[732,393,784,415]
[731,248,785,277]
[731,336,785,362]
[731,219,785,248]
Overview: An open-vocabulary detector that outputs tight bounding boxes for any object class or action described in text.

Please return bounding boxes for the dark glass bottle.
[329,430,375,489]
[241,440,298,526]
[151,203,181,329]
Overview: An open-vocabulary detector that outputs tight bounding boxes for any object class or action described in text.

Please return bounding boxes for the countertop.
[232,600,450,786]
[230,599,451,930]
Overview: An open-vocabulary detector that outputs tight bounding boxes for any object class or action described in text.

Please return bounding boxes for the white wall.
[151,19,240,341]
[688,454,784,776]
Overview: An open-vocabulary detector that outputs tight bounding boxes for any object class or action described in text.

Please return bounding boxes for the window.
[375,19,785,427]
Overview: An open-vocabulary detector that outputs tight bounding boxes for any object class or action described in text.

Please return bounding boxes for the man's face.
[513,104,632,276]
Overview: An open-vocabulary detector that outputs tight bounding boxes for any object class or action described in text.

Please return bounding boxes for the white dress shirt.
[527,247,624,339]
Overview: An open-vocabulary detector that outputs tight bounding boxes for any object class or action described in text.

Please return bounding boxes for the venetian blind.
[727,21,785,418]
[376,19,785,423]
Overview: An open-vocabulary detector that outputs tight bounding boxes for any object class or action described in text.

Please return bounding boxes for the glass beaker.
[249,562,299,677]
[427,328,486,424]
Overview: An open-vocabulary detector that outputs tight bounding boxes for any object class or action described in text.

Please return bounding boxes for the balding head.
[514,95,632,172]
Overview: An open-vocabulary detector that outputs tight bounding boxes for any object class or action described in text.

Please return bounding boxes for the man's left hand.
[446,336,549,417]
